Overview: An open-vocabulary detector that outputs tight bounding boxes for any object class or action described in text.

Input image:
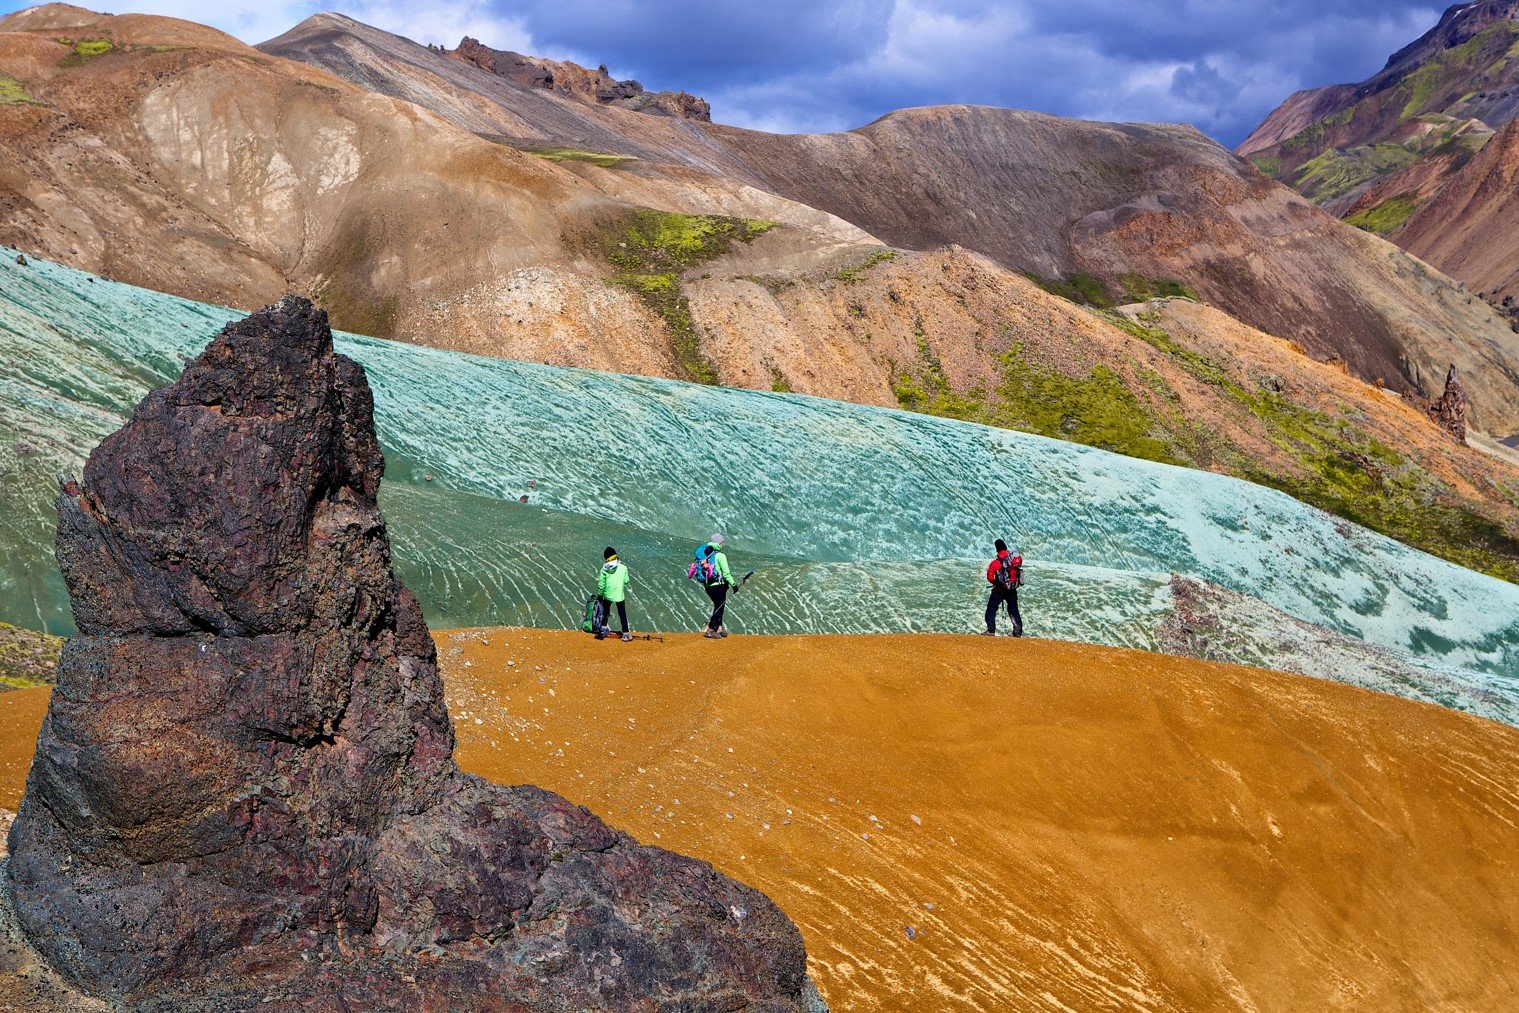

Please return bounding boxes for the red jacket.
[987,550,1023,587]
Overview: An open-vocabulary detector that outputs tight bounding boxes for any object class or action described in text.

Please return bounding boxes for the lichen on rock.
[4,297,819,1010]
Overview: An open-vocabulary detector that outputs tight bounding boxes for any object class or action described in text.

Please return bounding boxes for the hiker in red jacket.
[982,538,1023,637]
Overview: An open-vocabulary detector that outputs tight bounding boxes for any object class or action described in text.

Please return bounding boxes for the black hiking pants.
[705,583,729,631]
[986,587,1022,635]
[597,599,628,635]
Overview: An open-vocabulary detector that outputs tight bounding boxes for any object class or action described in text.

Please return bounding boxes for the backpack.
[686,544,719,585]
[993,554,1023,592]
[582,595,608,634]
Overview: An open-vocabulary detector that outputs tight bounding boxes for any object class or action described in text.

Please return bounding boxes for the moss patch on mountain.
[0,73,34,105]
[1117,275,1198,303]
[891,306,1519,581]
[890,324,1183,465]
[1116,313,1519,582]
[58,38,115,67]
[0,622,62,691]
[1346,194,1422,235]
[529,147,633,168]
[835,249,897,283]
[606,210,775,384]
[1022,272,1115,308]
[1292,145,1420,203]
[1398,21,1519,120]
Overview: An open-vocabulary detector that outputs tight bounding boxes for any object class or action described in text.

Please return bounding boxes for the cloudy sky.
[0,0,1449,145]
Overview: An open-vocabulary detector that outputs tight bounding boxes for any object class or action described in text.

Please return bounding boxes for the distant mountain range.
[1241,1,1519,306]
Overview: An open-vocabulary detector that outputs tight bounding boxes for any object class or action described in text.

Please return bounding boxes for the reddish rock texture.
[447,36,711,121]
[3,298,817,1011]
[1428,364,1469,443]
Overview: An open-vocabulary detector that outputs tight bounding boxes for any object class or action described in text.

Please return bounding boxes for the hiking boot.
[703,630,722,639]
[594,632,607,640]
[1012,627,1024,638]
[979,630,996,636]
[620,633,633,642]
[718,629,730,638]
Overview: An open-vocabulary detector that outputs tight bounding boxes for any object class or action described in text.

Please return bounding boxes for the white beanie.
[711,533,725,545]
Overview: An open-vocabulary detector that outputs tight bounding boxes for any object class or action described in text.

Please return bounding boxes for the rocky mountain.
[443,35,710,121]
[256,12,1519,434]
[1239,1,1519,219]
[1398,114,1519,304]
[2,6,1517,437]
[4,296,822,1009]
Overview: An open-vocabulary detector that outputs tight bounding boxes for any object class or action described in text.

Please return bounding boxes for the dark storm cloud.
[2,0,1451,144]
[487,0,1446,143]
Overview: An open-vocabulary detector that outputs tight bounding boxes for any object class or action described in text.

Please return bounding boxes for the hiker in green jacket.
[701,534,735,639]
[596,546,632,642]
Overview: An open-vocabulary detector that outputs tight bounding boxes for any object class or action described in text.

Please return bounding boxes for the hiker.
[596,546,632,642]
[695,533,736,639]
[982,538,1023,637]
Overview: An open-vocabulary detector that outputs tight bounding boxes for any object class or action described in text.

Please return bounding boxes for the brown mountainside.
[1399,114,1519,304]
[5,5,1519,578]
[257,13,1519,434]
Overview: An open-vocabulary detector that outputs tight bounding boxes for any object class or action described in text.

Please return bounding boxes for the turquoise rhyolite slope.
[2,251,1516,722]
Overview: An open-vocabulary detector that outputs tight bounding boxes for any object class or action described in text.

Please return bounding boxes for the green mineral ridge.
[2,252,1517,722]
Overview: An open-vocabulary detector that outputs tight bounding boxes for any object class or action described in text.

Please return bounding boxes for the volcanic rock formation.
[1428,364,1469,443]
[446,35,711,120]
[3,297,819,1011]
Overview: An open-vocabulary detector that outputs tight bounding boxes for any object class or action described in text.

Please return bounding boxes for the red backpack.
[993,554,1023,592]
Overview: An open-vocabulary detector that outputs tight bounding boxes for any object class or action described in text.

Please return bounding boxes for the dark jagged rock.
[4,298,820,1011]
[1428,364,1469,443]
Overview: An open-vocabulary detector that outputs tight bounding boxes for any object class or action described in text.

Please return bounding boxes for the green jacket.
[704,543,734,586]
[597,559,630,602]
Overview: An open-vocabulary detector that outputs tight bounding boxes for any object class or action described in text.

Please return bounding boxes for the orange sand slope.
[6,630,1519,1011]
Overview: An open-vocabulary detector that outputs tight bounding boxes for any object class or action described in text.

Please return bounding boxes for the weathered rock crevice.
[4,297,818,1010]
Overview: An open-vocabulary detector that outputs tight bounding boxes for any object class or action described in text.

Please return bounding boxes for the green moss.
[1399,22,1519,120]
[1291,144,1420,203]
[1117,274,1198,303]
[310,221,401,339]
[984,350,1183,463]
[530,147,633,168]
[1280,120,1327,152]
[0,72,33,104]
[1250,156,1282,178]
[891,322,1182,464]
[0,621,63,690]
[887,307,1519,578]
[1022,271,1115,308]
[1123,313,1519,581]
[770,368,792,393]
[58,38,115,67]
[835,248,897,283]
[1346,194,1422,235]
[606,210,776,384]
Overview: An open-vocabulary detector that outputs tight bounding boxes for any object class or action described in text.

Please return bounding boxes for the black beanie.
[994,538,1008,552]
[604,546,617,560]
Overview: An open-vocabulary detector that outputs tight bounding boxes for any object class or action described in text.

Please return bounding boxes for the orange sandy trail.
[7,630,1519,1012]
